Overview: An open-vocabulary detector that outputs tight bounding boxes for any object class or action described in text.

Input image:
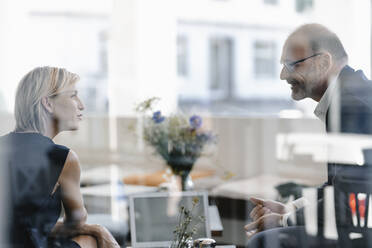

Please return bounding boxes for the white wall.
[109,0,178,116]
[313,0,371,77]
[177,0,301,25]
[0,0,9,112]
[0,0,112,113]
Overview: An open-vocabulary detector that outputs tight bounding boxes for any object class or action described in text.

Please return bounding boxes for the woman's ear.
[41,97,54,114]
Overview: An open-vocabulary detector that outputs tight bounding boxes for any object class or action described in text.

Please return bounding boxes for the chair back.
[334,174,372,247]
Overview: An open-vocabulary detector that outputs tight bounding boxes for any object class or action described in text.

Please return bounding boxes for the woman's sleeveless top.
[0,132,69,248]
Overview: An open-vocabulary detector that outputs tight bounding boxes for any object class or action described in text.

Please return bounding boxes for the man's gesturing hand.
[245,213,283,234]
[249,197,289,221]
[245,197,291,238]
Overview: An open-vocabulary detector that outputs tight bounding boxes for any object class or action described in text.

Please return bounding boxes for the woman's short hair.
[14,66,80,134]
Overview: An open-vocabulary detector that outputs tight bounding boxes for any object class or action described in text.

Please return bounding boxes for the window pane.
[0,1,372,248]
[254,41,277,79]
[296,0,313,13]
[177,35,189,77]
[264,0,278,5]
[209,38,234,99]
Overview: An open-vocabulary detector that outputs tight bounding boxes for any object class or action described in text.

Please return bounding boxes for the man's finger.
[250,205,262,219]
[244,220,259,231]
[252,207,268,221]
[250,197,265,206]
[264,207,271,215]
[257,219,265,232]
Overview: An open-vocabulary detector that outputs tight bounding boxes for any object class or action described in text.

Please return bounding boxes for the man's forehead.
[281,35,312,62]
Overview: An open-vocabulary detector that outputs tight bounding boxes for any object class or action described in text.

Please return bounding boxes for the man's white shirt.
[314,75,340,125]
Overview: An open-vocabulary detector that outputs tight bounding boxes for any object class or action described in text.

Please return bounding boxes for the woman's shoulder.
[0,132,69,156]
[52,143,70,154]
[59,149,81,183]
[64,149,79,166]
[48,143,71,166]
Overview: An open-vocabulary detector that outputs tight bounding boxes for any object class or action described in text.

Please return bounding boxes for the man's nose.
[280,66,288,80]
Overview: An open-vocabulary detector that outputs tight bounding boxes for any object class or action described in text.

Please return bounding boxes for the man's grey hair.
[14,66,80,134]
[291,23,348,62]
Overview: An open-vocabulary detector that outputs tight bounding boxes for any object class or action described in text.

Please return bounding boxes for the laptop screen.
[129,191,210,247]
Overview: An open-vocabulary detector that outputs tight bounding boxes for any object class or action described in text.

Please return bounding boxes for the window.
[209,38,234,99]
[177,35,189,77]
[26,11,110,114]
[79,29,109,114]
[296,0,313,13]
[254,41,276,79]
[264,0,278,5]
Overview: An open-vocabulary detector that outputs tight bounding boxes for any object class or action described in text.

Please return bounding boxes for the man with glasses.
[245,23,372,247]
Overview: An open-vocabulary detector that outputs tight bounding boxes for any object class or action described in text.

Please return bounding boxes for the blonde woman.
[0,67,119,248]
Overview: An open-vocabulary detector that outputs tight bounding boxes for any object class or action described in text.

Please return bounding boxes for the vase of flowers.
[136,98,216,191]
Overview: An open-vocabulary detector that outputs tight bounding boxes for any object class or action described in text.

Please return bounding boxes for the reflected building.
[176,0,315,115]
[176,0,370,116]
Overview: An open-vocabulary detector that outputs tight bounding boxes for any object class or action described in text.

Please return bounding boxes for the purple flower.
[152,111,165,123]
[189,115,202,129]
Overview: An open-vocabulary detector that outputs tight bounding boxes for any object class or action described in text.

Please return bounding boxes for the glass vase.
[180,170,194,191]
[167,156,195,191]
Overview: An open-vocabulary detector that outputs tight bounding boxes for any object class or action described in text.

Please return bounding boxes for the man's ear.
[41,97,54,114]
[319,52,332,73]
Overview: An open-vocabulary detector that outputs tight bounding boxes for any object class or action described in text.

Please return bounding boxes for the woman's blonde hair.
[14,66,80,134]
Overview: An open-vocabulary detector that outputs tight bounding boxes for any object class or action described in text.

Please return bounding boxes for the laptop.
[129,191,211,248]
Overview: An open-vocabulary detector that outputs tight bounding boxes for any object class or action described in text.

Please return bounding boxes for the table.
[82,183,224,244]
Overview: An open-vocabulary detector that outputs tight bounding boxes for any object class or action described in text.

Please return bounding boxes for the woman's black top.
[0,132,81,248]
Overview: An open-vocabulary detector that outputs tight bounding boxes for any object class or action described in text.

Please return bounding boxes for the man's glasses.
[283,53,323,72]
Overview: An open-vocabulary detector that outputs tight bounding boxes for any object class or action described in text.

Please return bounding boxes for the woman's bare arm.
[51,150,119,247]
[59,150,87,227]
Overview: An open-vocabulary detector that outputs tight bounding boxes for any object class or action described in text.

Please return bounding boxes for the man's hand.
[249,197,289,221]
[245,213,283,234]
[245,197,291,238]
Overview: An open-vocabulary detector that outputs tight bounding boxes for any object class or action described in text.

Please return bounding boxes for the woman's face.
[50,83,84,131]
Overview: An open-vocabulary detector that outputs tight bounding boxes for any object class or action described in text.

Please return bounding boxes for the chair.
[334,173,372,247]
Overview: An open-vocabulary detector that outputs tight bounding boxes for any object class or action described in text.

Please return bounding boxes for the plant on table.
[171,197,205,248]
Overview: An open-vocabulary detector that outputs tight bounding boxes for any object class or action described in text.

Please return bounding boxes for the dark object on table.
[194,238,217,247]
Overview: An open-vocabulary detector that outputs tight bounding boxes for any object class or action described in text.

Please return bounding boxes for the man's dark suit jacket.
[312,65,372,236]
[294,65,372,228]
[326,65,372,184]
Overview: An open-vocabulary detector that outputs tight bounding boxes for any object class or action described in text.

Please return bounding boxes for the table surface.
[81,165,229,242]
[81,164,224,190]
[81,183,158,197]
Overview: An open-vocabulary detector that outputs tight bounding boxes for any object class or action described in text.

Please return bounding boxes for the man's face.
[280,35,323,101]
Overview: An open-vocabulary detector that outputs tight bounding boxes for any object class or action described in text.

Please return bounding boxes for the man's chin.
[291,91,306,101]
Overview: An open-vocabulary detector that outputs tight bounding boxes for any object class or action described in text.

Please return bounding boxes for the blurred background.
[0,0,370,116]
[0,0,371,246]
